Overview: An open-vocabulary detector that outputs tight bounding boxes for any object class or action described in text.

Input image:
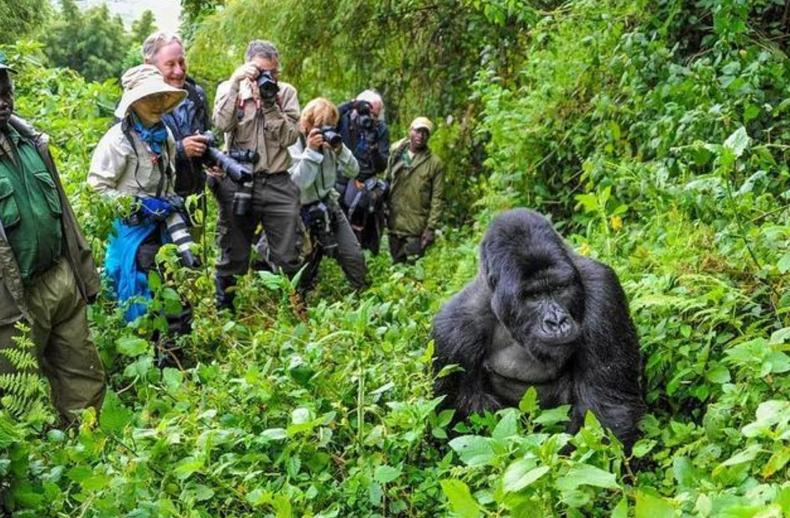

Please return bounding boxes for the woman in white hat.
[88,65,193,364]
[89,64,186,202]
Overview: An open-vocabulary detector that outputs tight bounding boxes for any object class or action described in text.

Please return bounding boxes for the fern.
[0,323,47,418]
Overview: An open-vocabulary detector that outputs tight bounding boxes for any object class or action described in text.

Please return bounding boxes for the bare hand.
[231,63,259,84]
[182,135,208,157]
[306,128,324,151]
[206,165,224,178]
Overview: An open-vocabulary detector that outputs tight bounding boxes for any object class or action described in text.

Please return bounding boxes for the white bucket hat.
[114,64,187,119]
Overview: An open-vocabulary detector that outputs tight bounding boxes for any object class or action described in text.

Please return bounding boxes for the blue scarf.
[132,115,168,155]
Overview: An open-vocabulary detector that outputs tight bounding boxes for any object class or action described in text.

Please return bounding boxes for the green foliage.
[0,0,50,45]
[130,10,157,46]
[1,0,790,515]
[40,0,154,83]
[0,323,49,419]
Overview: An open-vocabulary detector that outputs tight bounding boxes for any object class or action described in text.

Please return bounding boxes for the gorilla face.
[482,212,585,358]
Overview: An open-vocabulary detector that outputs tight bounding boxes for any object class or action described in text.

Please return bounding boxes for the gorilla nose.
[543,313,571,334]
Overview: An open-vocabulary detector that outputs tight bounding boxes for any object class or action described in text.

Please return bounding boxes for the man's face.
[0,73,14,130]
[409,127,429,151]
[370,100,382,120]
[152,41,187,88]
[250,56,280,81]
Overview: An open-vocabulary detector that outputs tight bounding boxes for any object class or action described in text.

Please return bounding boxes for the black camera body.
[319,126,342,147]
[200,131,257,185]
[304,202,338,255]
[257,70,279,101]
[355,100,375,131]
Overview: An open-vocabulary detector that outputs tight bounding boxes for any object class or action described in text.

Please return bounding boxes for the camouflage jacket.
[385,138,444,237]
[0,116,100,326]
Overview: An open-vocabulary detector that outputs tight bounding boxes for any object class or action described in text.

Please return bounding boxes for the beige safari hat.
[114,64,187,119]
[410,116,434,134]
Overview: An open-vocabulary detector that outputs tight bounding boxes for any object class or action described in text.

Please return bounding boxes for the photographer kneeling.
[290,98,367,292]
[89,65,195,366]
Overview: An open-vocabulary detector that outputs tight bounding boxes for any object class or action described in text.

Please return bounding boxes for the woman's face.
[132,93,173,126]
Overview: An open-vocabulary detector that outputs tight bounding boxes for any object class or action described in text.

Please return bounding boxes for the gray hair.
[356,89,385,121]
[142,32,183,63]
[245,40,279,62]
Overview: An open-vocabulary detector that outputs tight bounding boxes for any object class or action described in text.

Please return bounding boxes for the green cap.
[0,52,16,73]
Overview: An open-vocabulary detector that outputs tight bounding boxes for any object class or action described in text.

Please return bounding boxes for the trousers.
[0,259,105,422]
[301,198,368,292]
[212,172,302,307]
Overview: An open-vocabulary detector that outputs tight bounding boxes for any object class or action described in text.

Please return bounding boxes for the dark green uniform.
[0,116,105,422]
[385,138,444,262]
[0,126,63,280]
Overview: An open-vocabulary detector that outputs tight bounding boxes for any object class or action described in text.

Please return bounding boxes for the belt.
[253,169,288,177]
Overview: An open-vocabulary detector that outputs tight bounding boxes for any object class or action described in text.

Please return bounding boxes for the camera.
[200,131,257,185]
[304,202,338,255]
[164,199,199,268]
[319,126,342,147]
[257,70,279,101]
[227,149,260,164]
[129,195,199,268]
[355,100,375,130]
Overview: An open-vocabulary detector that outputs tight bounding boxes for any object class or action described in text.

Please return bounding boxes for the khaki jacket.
[386,138,444,237]
[88,122,177,199]
[213,79,300,174]
[0,116,100,326]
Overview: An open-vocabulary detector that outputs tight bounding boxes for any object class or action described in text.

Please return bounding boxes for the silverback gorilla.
[432,209,645,450]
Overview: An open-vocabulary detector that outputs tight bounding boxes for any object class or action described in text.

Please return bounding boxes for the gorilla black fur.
[432,209,645,449]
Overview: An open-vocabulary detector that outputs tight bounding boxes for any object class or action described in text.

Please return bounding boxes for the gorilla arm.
[432,275,502,417]
[569,257,646,450]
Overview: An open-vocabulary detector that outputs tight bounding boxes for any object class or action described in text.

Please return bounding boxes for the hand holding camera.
[231,63,260,85]
[354,100,375,131]
[320,125,342,150]
[307,128,324,151]
[182,134,209,158]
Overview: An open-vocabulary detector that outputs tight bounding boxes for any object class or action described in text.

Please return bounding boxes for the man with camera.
[143,32,211,199]
[289,98,367,292]
[336,90,390,254]
[0,53,106,422]
[212,40,301,310]
[385,117,444,263]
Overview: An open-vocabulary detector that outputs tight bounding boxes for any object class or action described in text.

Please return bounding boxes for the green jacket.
[386,138,444,237]
[0,116,100,326]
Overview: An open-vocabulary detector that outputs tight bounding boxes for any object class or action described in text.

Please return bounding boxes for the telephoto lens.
[200,131,255,185]
[164,211,199,268]
[205,148,253,184]
[320,126,342,147]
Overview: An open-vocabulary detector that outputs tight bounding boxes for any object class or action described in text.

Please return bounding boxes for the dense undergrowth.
[1,0,789,516]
